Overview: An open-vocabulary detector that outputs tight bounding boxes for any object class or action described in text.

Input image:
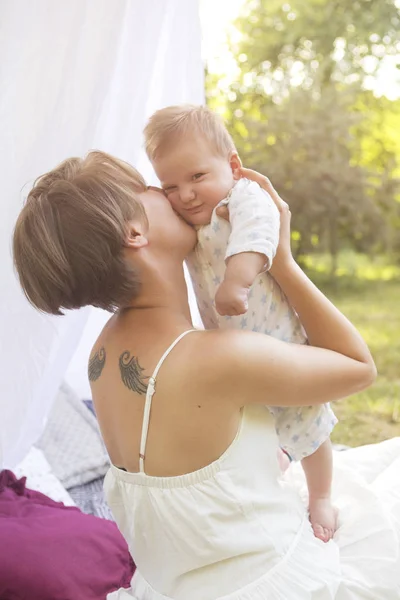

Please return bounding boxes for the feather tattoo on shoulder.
[119,351,149,395]
[88,347,106,382]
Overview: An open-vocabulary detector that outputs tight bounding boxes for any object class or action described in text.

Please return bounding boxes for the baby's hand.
[215,279,249,316]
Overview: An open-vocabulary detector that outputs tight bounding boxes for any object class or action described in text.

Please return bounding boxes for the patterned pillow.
[37,382,110,488]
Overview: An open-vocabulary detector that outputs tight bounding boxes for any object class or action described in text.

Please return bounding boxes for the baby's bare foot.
[309,497,338,543]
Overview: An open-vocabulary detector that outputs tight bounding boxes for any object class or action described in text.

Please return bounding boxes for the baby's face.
[152,136,235,226]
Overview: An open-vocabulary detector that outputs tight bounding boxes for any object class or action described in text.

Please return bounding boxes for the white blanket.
[14,446,75,506]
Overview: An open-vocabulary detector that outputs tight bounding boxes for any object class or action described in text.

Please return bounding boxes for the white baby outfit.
[186,178,337,460]
[106,330,400,600]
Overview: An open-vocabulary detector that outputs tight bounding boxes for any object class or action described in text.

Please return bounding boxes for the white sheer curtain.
[0,0,203,469]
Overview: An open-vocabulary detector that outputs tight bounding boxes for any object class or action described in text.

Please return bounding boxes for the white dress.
[106,331,400,600]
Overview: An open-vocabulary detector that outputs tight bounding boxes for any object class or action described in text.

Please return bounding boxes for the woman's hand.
[237,168,294,276]
[235,167,286,211]
[217,167,295,275]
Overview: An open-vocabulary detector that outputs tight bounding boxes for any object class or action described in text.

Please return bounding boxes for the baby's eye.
[193,173,205,180]
[164,186,177,194]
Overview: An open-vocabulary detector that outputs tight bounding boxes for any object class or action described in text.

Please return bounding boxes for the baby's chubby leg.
[301,439,338,543]
[268,402,338,541]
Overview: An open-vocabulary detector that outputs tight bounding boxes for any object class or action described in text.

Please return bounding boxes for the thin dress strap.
[139,329,196,473]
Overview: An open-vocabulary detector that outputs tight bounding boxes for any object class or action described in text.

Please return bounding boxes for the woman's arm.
[210,171,376,408]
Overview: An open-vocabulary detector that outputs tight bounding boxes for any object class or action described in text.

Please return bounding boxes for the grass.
[303,252,400,447]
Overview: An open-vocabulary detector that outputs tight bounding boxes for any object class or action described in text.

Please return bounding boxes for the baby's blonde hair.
[144,104,236,161]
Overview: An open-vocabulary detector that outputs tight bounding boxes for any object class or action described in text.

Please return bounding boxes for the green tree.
[234,0,400,94]
[207,0,400,274]
[228,86,389,274]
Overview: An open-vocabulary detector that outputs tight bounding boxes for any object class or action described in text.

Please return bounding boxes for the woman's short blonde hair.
[13,151,147,315]
[144,104,236,161]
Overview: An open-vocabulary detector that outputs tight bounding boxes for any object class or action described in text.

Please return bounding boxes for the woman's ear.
[229,152,243,180]
[124,221,149,249]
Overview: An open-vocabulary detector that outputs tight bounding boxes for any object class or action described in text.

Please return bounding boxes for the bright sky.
[199,0,243,82]
[200,0,243,57]
[199,0,400,99]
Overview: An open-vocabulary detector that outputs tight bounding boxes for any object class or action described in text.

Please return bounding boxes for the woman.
[13,151,400,599]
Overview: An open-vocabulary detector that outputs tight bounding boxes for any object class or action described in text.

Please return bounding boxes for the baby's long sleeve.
[225,179,280,270]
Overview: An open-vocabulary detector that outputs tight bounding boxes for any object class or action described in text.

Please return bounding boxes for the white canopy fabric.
[0,0,203,469]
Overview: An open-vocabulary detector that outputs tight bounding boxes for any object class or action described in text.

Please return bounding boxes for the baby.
[144,104,338,542]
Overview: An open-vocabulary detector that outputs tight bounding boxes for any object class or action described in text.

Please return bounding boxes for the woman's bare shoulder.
[186,328,265,382]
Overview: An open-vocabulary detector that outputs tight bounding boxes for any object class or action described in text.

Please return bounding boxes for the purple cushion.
[0,470,135,600]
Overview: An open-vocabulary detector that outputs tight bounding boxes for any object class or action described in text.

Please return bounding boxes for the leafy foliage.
[235,0,400,93]
[305,252,400,446]
[206,0,400,274]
